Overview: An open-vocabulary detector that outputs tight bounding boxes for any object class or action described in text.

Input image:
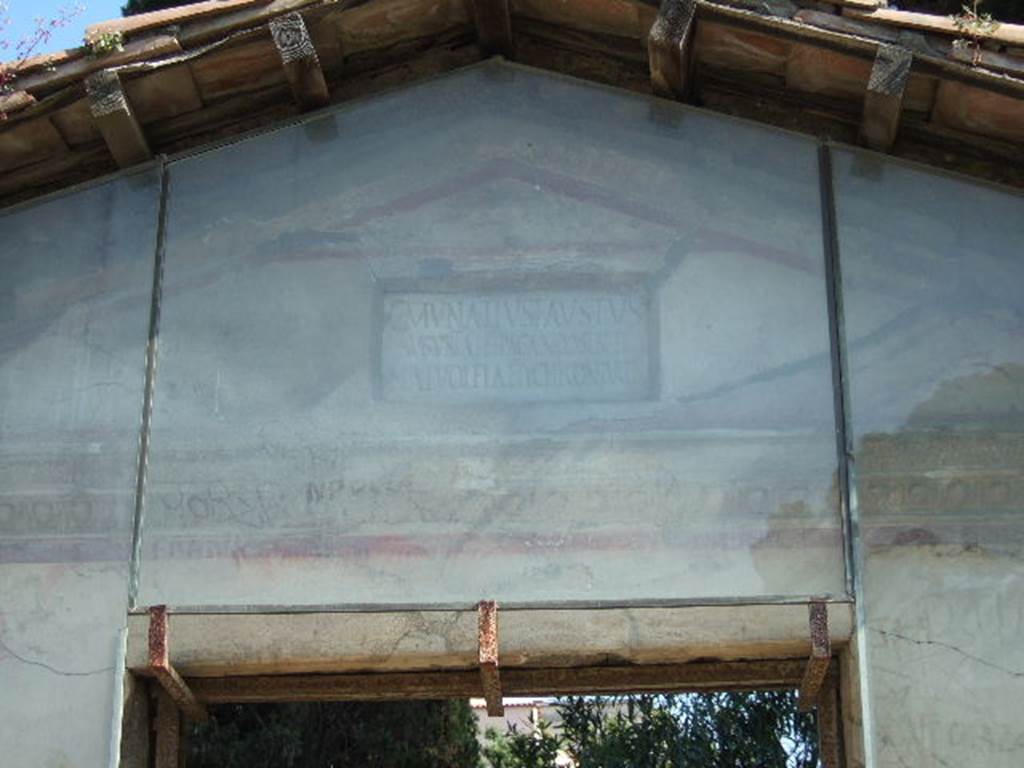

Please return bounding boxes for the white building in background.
[472,698,575,767]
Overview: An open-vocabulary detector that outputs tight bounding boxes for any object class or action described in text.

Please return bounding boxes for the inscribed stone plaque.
[380,288,653,403]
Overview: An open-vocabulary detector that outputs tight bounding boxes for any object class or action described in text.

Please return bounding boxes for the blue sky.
[3,1,124,58]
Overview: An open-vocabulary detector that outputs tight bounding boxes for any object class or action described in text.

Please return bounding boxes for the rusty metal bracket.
[797,600,831,712]
[148,605,209,723]
[478,600,504,717]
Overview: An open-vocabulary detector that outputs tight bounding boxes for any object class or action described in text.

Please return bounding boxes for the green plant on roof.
[86,30,124,58]
[951,0,1001,65]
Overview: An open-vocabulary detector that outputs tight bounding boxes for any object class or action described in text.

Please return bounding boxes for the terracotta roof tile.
[85,0,274,41]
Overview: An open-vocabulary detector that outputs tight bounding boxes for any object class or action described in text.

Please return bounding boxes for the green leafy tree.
[122,0,196,15]
[112,0,573,15]
[189,700,482,768]
[483,692,819,768]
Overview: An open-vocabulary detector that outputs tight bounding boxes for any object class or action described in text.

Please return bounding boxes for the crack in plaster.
[0,635,114,678]
[870,626,1024,679]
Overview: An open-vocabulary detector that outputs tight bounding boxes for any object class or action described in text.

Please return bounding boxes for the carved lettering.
[380,289,653,402]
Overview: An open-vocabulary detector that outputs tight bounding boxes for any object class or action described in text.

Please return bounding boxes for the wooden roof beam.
[470,0,514,57]
[270,11,330,111]
[649,0,697,101]
[861,44,912,152]
[85,68,152,169]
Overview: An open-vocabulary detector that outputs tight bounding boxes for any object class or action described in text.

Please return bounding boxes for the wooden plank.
[813,0,879,9]
[700,75,860,140]
[792,9,900,43]
[147,606,210,723]
[696,20,790,78]
[513,29,650,91]
[902,72,937,114]
[270,11,331,109]
[949,46,1024,78]
[154,688,182,768]
[87,0,272,40]
[931,78,1024,143]
[0,146,114,203]
[188,659,816,704]
[194,669,483,703]
[478,601,503,717]
[0,91,36,115]
[510,0,642,39]
[329,39,484,100]
[817,674,844,768]
[648,0,697,100]
[179,0,324,46]
[143,84,296,152]
[333,0,471,58]
[861,44,912,151]
[785,42,872,100]
[9,47,86,76]
[85,69,152,168]
[514,18,647,64]
[698,1,1024,100]
[15,36,182,95]
[308,14,346,72]
[188,38,288,102]
[50,97,104,146]
[0,117,69,173]
[844,8,1024,48]
[504,659,811,696]
[797,601,830,712]
[124,64,204,124]
[470,0,514,56]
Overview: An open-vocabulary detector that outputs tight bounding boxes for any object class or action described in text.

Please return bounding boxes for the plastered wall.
[1,61,1021,767]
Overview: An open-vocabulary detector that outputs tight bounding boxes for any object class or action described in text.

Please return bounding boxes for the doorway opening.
[183,690,830,768]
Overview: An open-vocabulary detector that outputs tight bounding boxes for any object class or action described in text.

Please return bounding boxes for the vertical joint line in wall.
[819,142,877,764]
[817,142,854,598]
[128,157,170,610]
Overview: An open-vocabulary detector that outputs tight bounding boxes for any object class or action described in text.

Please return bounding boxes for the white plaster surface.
[0,171,159,767]
[137,62,844,606]
[837,149,1024,768]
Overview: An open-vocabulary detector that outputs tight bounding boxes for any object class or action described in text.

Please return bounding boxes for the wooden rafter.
[154,688,184,768]
[648,0,698,100]
[861,44,912,151]
[816,672,844,768]
[269,12,330,111]
[85,69,152,168]
[470,0,514,57]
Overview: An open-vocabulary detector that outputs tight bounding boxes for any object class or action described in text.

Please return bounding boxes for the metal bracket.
[148,605,209,723]
[797,600,831,712]
[478,600,504,716]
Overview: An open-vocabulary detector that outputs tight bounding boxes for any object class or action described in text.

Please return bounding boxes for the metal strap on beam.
[85,69,152,168]
[861,44,912,152]
[270,11,330,111]
[478,600,504,716]
[148,605,209,723]
[470,0,514,57]
[648,0,697,100]
[797,600,831,712]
